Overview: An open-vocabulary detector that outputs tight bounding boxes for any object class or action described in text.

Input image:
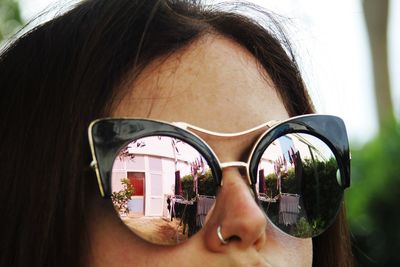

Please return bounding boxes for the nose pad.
[203,168,267,252]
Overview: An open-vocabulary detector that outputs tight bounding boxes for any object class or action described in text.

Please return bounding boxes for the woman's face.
[87,35,312,267]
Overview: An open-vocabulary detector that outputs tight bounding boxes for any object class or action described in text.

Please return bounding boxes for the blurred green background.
[0,0,22,41]
[348,121,400,266]
[1,0,398,266]
[346,1,400,266]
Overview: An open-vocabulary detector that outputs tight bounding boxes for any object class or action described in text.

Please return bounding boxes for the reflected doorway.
[128,172,145,214]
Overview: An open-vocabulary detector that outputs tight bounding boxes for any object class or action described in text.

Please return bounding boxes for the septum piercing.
[217,225,229,245]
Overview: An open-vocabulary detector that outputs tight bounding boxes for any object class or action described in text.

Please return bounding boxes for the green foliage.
[265,157,341,224]
[264,157,342,238]
[265,168,296,196]
[294,217,313,237]
[301,157,342,223]
[346,122,400,266]
[181,170,216,199]
[111,178,135,214]
[265,173,278,196]
[181,174,195,200]
[0,0,23,42]
[292,217,325,238]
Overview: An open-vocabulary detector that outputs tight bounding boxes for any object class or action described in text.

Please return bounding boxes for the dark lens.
[111,136,216,245]
[256,133,343,238]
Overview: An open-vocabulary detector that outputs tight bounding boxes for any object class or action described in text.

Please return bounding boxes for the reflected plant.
[265,158,339,215]
[111,178,135,214]
[265,157,339,237]
[292,217,325,238]
[181,170,215,199]
[293,217,313,237]
[181,175,195,200]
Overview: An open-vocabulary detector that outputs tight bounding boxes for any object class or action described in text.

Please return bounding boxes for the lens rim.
[254,132,345,238]
[90,118,222,197]
[248,115,350,189]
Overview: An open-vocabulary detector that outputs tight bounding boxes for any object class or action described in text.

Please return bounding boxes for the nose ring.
[217,225,229,245]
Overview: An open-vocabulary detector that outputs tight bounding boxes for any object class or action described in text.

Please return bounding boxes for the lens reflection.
[257,133,343,238]
[111,136,216,245]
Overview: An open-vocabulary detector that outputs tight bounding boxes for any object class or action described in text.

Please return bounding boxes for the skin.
[86,34,312,267]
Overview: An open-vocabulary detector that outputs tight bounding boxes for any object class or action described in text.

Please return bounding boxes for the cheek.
[261,220,313,267]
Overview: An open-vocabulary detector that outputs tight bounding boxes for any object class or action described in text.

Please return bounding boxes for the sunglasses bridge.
[218,161,253,186]
[173,122,280,189]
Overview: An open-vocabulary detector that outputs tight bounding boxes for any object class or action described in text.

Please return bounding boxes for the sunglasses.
[88,114,350,244]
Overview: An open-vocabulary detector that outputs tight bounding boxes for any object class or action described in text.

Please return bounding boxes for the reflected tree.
[181,170,216,200]
[264,157,341,237]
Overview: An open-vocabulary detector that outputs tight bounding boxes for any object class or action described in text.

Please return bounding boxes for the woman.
[0,0,353,266]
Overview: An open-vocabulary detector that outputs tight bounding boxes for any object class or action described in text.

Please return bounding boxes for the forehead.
[112,34,288,132]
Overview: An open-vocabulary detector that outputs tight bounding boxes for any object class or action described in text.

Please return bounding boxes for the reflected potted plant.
[111,178,135,215]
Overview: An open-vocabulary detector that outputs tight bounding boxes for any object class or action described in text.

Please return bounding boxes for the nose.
[203,167,267,252]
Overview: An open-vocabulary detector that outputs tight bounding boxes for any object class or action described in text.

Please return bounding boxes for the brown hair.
[0,1,352,266]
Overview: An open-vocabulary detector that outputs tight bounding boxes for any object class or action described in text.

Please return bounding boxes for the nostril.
[227,235,241,242]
